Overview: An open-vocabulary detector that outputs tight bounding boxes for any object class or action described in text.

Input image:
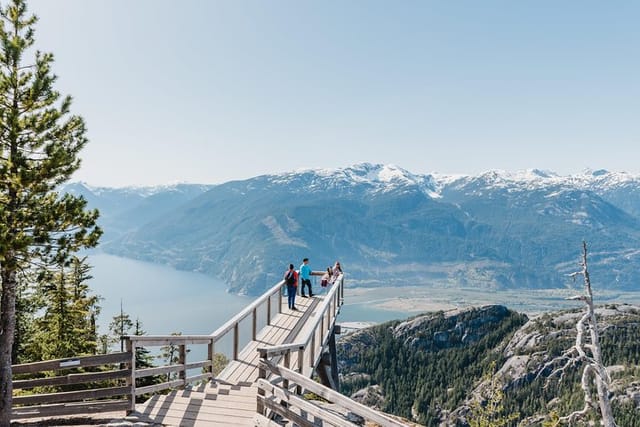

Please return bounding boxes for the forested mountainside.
[64,164,640,295]
[337,304,640,426]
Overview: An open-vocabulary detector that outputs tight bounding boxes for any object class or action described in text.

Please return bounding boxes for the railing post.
[325,307,330,333]
[310,330,316,368]
[333,291,338,319]
[208,339,214,379]
[257,349,267,415]
[179,344,187,387]
[252,307,257,341]
[125,338,136,413]
[283,352,291,391]
[233,322,239,360]
[267,293,272,326]
[329,327,340,392]
[279,284,283,314]
[297,347,304,394]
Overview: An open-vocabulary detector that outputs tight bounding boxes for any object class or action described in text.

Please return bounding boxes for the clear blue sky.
[28,0,640,187]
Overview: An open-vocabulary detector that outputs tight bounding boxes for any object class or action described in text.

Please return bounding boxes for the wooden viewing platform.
[12,272,409,426]
[136,289,329,426]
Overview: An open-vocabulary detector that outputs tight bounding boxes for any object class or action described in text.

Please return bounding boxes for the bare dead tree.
[541,241,617,426]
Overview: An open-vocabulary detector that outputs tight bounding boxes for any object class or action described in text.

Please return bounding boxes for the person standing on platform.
[299,257,313,297]
[331,261,343,284]
[284,263,298,310]
[321,267,332,288]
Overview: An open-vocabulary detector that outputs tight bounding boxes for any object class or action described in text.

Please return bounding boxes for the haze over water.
[88,252,640,359]
[88,253,409,340]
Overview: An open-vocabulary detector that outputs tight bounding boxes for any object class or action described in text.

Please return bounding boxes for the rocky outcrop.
[392,305,513,351]
[339,303,640,426]
[444,303,640,426]
[350,384,385,410]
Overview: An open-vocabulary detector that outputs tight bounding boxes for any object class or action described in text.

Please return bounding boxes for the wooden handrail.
[210,279,285,340]
[124,335,214,347]
[11,353,133,420]
[259,359,408,427]
[257,273,344,358]
[13,270,348,422]
[209,270,324,340]
[120,273,310,410]
[12,352,130,374]
[14,369,130,390]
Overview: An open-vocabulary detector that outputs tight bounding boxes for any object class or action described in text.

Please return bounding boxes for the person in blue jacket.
[299,257,313,297]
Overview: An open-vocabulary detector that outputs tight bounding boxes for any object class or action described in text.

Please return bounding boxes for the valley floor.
[345,285,640,317]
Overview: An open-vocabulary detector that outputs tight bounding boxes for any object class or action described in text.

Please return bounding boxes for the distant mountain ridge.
[64,164,640,295]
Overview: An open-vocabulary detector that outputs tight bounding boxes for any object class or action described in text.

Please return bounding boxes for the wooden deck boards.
[138,292,329,426]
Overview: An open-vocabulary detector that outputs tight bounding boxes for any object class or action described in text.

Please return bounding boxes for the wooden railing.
[11,352,132,419]
[257,360,408,427]
[255,273,408,426]
[120,277,288,411]
[257,273,344,376]
[256,274,348,418]
[121,272,330,411]
[123,334,216,406]
[12,271,351,421]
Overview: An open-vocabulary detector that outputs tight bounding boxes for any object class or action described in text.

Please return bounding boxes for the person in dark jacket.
[283,263,298,310]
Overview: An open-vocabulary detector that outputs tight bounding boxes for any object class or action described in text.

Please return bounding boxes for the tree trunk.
[589,306,616,427]
[596,376,616,427]
[0,266,17,425]
[581,242,617,427]
[582,244,617,427]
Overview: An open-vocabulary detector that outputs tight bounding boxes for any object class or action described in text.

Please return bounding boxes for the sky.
[26,0,640,187]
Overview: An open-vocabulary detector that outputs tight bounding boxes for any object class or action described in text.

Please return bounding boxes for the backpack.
[285,271,296,286]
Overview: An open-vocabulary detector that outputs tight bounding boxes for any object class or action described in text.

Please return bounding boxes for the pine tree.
[109,302,134,352]
[212,352,229,377]
[13,273,41,364]
[68,256,101,353]
[25,256,101,360]
[467,362,519,427]
[159,332,183,382]
[132,318,162,401]
[0,0,101,421]
[133,318,154,371]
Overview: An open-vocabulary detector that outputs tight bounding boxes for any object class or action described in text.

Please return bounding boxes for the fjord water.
[88,253,252,336]
[88,253,406,339]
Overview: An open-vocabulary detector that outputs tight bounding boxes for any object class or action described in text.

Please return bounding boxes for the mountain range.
[64,164,640,295]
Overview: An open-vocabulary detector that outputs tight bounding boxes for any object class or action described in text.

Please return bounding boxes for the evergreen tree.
[159,332,183,382]
[13,272,41,364]
[212,352,229,377]
[132,318,162,401]
[68,256,101,352]
[133,318,154,372]
[24,256,101,360]
[467,362,519,427]
[98,333,110,355]
[0,0,101,421]
[109,302,133,352]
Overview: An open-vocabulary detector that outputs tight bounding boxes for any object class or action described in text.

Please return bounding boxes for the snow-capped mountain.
[65,165,640,295]
[61,182,215,242]
[232,163,440,199]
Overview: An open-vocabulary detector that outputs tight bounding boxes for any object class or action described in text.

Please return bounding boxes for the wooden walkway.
[136,293,327,426]
[12,273,407,426]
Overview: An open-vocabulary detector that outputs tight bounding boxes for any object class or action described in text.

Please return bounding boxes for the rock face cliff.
[337,304,640,426]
